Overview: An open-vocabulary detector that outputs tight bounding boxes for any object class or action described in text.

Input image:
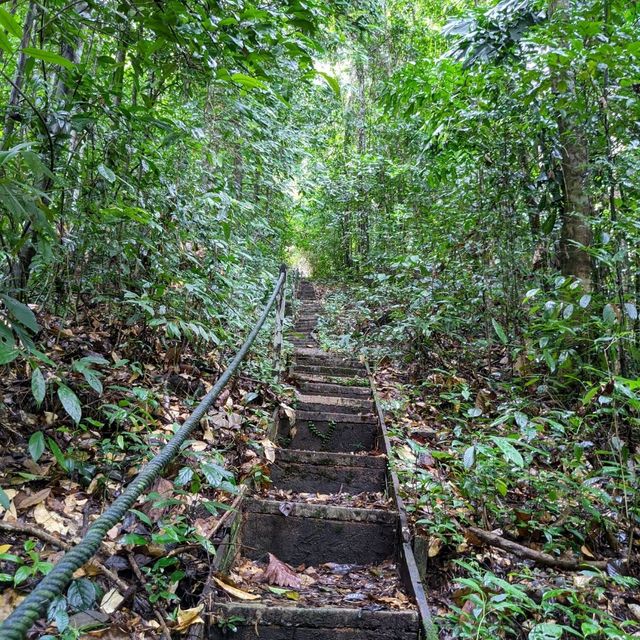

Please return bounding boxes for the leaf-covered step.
[297,380,373,398]
[295,410,376,424]
[295,400,374,416]
[293,364,367,378]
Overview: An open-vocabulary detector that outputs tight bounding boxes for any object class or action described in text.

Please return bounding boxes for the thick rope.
[0,270,286,640]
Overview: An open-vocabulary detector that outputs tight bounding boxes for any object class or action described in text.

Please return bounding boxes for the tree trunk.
[550,0,593,290]
[557,119,593,289]
[2,0,37,148]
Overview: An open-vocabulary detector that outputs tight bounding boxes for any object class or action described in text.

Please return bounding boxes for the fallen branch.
[468,526,611,571]
[0,521,130,592]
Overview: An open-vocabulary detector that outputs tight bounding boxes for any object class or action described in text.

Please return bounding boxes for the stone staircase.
[207,280,431,639]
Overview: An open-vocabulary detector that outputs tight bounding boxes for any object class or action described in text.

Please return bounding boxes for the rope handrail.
[0,267,287,640]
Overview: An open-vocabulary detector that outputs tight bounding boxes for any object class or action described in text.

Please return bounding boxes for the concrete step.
[240,498,398,566]
[271,448,387,494]
[207,603,419,639]
[296,400,374,416]
[280,419,380,453]
[298,380,373,398]
[293,364,367,378]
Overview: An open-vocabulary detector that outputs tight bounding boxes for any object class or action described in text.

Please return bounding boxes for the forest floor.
[315,285,640,640]
[0,304,289,638]
[1,285,639,639]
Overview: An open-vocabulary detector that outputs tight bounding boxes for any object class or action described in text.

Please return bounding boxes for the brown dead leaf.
[260,439,276,463]
[262,553,302,589]
[146,477,173,520]
[417,451,435,469]
[33,502,68,535]
[428,537,443,558]
[100,588,125,615]
[173,604,204,632]
[281,404,295,423]
[212,576,260,600]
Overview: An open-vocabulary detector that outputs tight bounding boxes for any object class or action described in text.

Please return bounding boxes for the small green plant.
[215,615,247,632]
[0,539,53,587]
[307,420,336,442]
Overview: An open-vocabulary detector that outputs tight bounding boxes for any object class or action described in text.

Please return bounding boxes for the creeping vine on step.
[307,420,336,442]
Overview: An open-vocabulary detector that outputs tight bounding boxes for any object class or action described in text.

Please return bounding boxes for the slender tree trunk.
[2,0,37,148]
[549,0,593,290]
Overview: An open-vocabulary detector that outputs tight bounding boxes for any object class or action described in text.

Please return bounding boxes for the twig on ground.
[127,552,172,640]
[468,526,613,571]
[0,521,130,592]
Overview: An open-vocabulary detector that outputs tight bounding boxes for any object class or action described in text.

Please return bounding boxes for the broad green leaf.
[230,73,267,90]
[0,344,18,365]
[176,466,194,486]
[579,294,591,308]
[0,8,21,37]
[491,318,508,344]
[14,565,33,585]
[0,294,40,332]
[67,579,96,611]
[29,431,46,462]
[0,29,13,54]
[31,367,46,405]
[316,71,341,97]
[491,436,524,467]
[463,445,475,469]
[495,478,508,496]
[23,47,74,69]
[57,384,82,424]
[513,411,528,429]
[48,596,69,632]
[624,302,638,320]
[128,508,153,527]
[602,303,616,325]
[97,164,116,183]
[47,437,71,471]
[0,486,10,510]
[543,349,556,372]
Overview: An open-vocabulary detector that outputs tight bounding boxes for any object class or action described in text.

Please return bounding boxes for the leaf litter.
[218,554,417,611]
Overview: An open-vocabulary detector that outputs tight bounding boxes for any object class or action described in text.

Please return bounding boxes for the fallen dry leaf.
[262,553,302,589]
[16,488,51,510]
[428,537,443,558]
[100,588,125,615]
[0,544,11,554]
[212,576,261,600]
[33,502,68,535]
[173,604,204,631]
[260,438,276,463]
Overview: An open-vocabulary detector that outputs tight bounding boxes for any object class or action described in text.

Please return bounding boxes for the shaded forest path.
[205,280,432,639]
